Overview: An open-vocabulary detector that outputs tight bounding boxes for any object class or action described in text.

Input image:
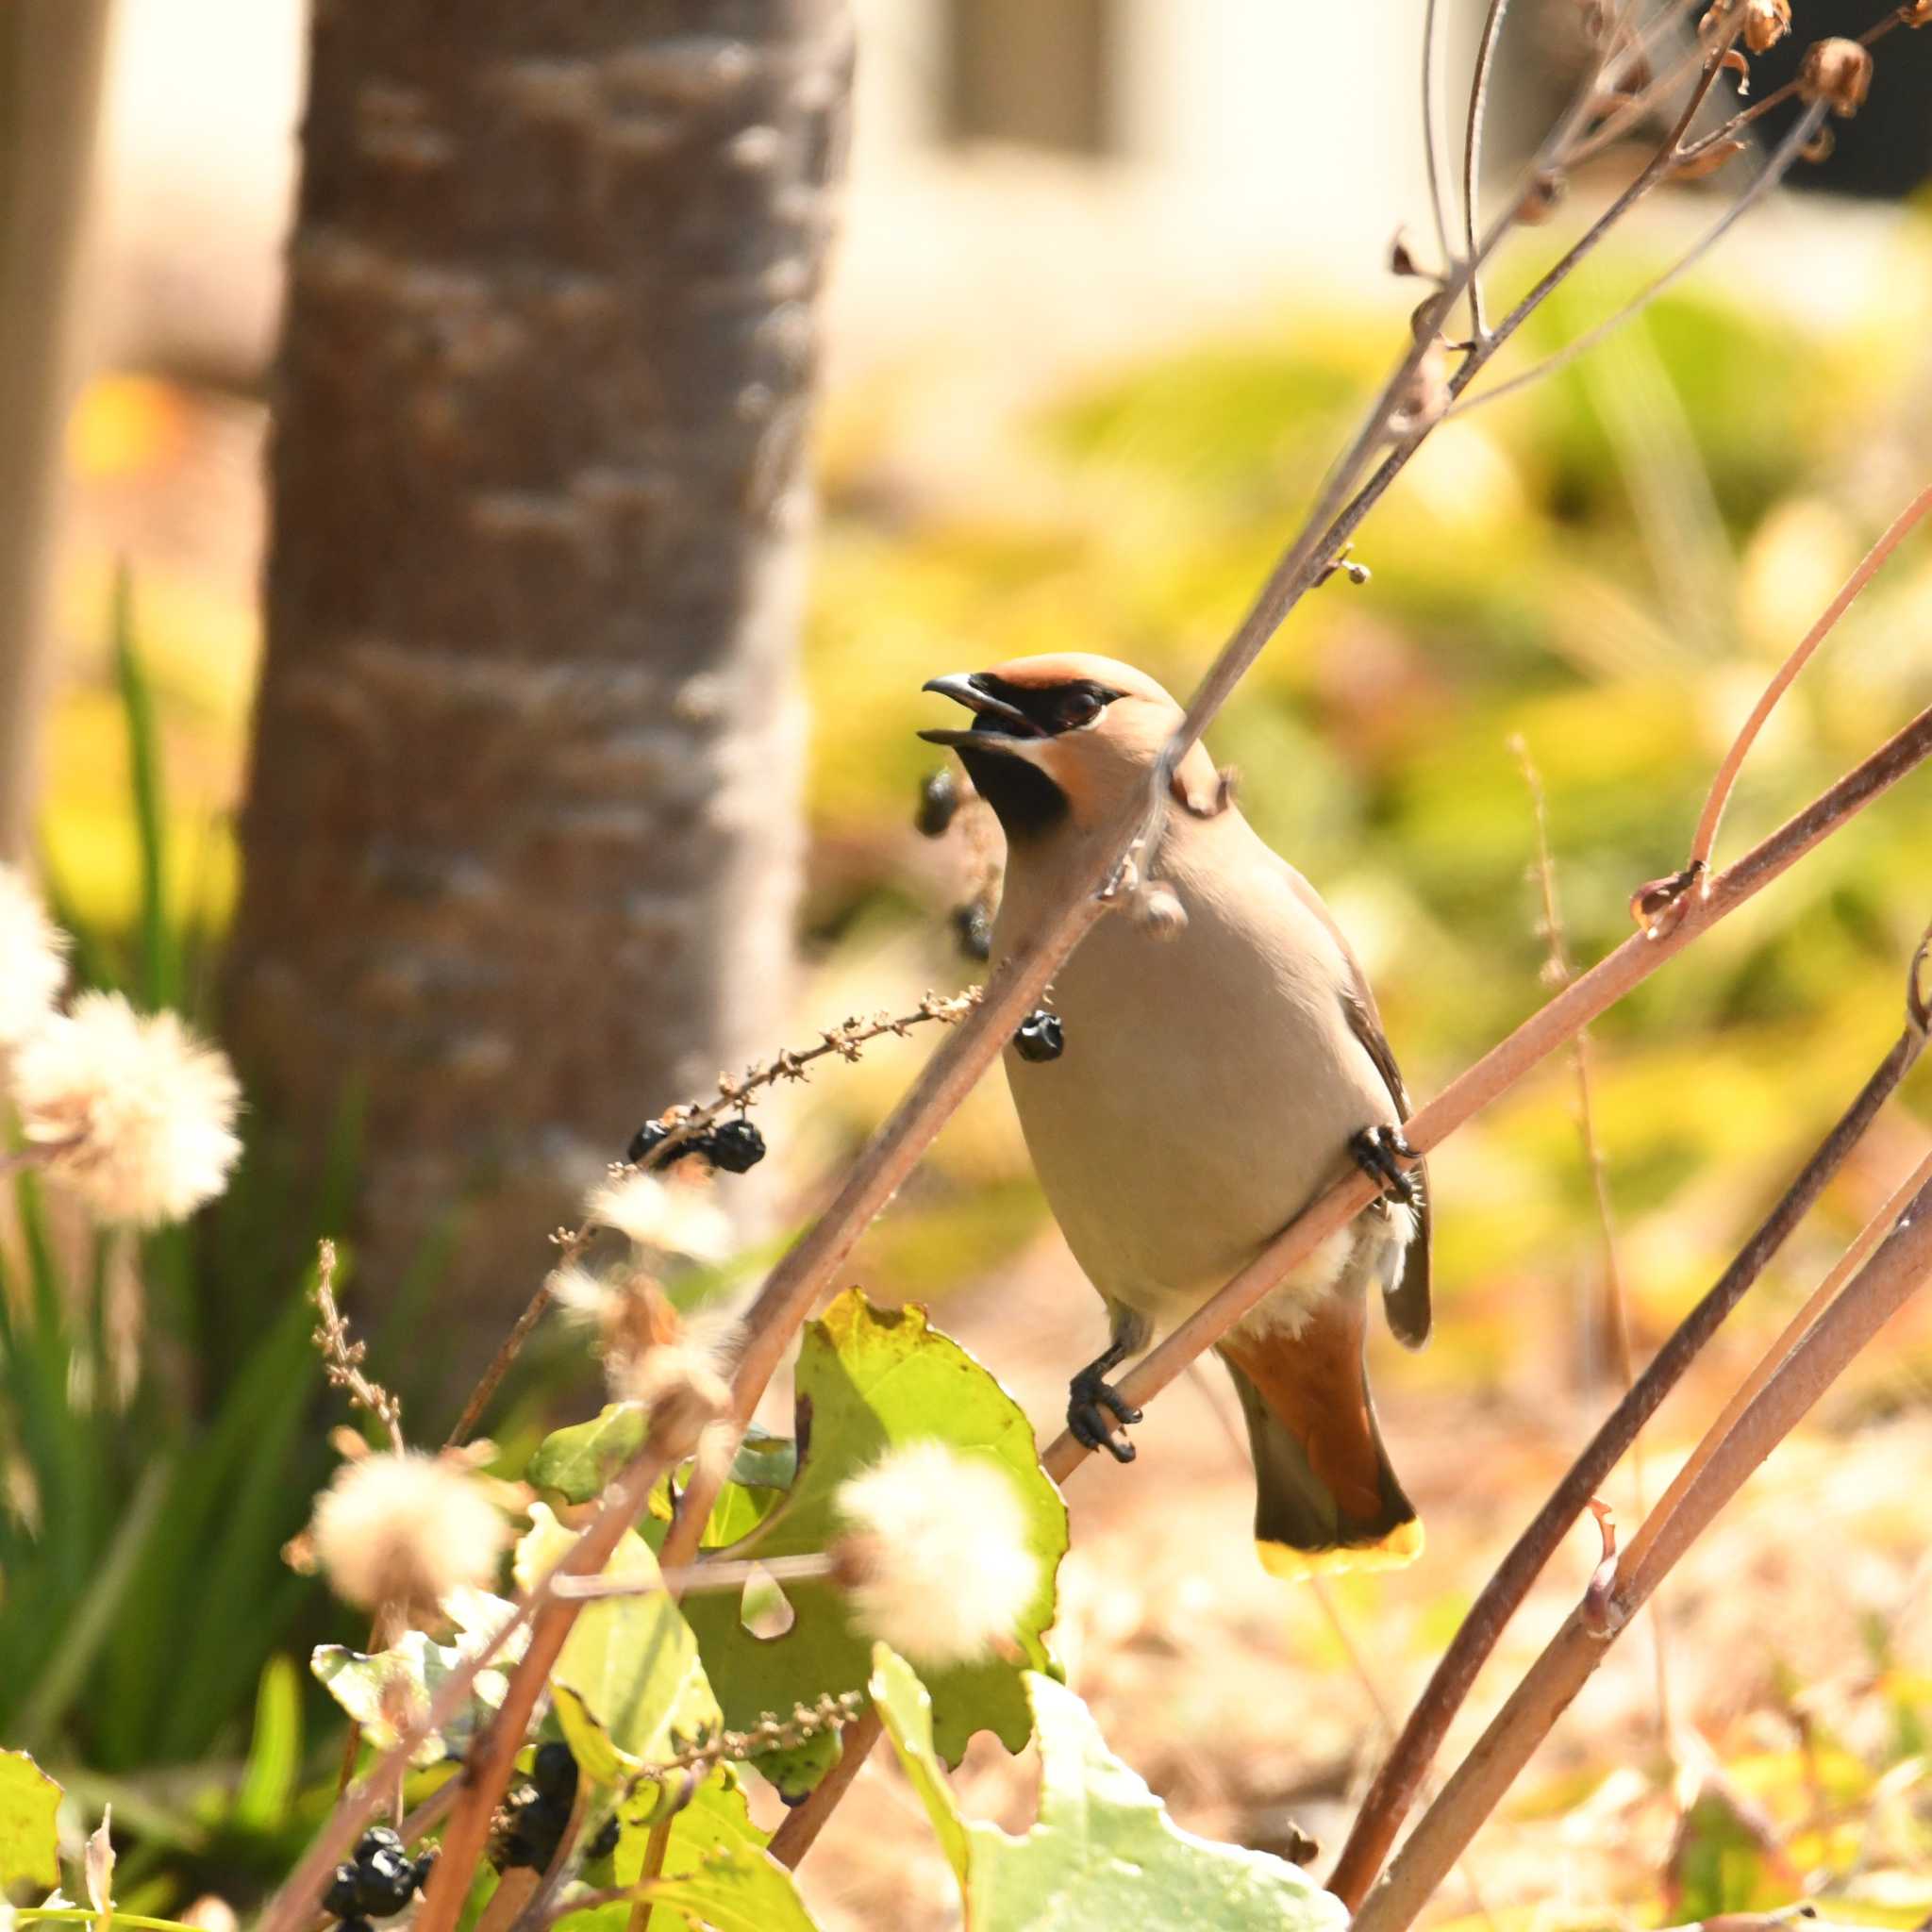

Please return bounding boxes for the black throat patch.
[956,741,1069,839]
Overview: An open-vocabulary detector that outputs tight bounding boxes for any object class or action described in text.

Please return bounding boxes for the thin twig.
[1449,100,1829,419]
[313,1240,406,1455]
[767,1708,882,1870]
[1324,918,1931,1908]
[1421,0,1452,270]
[1683,484,1932,881]
[1354,1164,1932,1932]
[1673,7,1913,168]
[441,992,982,1451]
[1515,739,1673,1745]
[1461,0,1514,340]
[551,1552,834,1600]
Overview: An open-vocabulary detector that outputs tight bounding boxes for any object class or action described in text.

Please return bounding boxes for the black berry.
[323,1868,361,1919]
[626,1120,700,1169]
[1013,1011,1064,1062]
[532,1741,578,1801]
[353,1843,418,1917]
[953,903,992,961]
[916,769,960,838]
[587,1815,621,1861]
[336,1920,373,1932]
[700,1118,766,1174]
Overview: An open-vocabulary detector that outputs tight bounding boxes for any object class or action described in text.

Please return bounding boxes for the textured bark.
[0,0,112,862]
[228,0,850,1355]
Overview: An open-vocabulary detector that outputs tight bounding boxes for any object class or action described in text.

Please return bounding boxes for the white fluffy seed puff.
[8,991,242,1226]
[0,863,68,1048]
[310,1451,510,1615]
[833,1441,1041,1669]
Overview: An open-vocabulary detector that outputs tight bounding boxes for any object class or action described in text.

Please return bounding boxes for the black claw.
[1351,1124,1421,1208]
[1069,1339,1141,1462]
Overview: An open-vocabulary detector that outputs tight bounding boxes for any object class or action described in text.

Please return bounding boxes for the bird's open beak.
[918,673,1043,747]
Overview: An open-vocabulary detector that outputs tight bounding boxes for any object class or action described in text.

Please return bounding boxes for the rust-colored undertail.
[1218,1298,1421,1579]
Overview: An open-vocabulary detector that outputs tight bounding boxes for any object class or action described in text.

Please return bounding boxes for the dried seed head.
[1797,39,1873,116]
[603,1279,740,1462]
[310,1451,510,1615]
[832,1441,1041,1668]
[9,992,242,1226]
[1742,0,1790,53]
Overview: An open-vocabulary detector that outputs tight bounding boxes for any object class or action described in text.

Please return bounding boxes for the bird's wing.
[1339,983,1431,1348]
[1272,859,1433,1349]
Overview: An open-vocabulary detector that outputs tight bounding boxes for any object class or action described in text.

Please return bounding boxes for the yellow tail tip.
[1256,1515,1424,1580]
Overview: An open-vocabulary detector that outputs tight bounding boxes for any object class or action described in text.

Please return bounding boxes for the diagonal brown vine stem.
[1323,919,1931,1908]
[1354,1160,1932,1932]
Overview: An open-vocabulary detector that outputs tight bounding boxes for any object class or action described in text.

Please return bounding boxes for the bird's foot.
[1068,1367,1141,1463]
[1351,1124,1421,1208]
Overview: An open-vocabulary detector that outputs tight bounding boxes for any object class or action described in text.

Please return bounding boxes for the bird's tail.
[1218,1303,1421,1579]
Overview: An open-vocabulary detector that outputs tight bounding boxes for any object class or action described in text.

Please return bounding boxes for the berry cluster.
[915,768,961,838]
[1012,1010,1064,1062]
[495,1742,577,1872]
[625,1116,766,1174]
[323,1827,434,1929]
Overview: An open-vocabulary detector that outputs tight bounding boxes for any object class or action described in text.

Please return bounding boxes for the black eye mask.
[966,675,1121,738]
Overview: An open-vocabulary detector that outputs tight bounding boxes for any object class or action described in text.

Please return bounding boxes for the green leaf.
[311,1591,528,1766]
[512,1506,719,1787]
[530,1413,794,1539]
[679,1292,1068,1795]
[232,1656,302,1833]
[527,1407,645,1506]
[0,1749,64,1887]
[557,1772,817,1932]
[872,1648,1347,1932]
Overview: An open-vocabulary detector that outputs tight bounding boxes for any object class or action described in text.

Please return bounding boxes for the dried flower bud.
[1797,38,1873,116]
[1387,230,1424,280]
[1904,1,1932,26]
[1672,138,1746,182]
[832,1441,1041,1668]
[1742,0,1790,53]
[1801,123,1837,164]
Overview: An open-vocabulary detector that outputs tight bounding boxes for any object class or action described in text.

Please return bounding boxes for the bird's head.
[919,653,1215,840]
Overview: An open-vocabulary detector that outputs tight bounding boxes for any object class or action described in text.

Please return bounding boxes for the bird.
[920,652,1429,1577]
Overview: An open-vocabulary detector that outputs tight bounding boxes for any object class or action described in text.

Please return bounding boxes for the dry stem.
[1324,922,1930,1907]
[1354,1164,1932,1932]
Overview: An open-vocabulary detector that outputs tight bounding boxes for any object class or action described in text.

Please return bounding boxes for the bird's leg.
[1350,1124,1422,1208]
[1067,1333,1143,1464]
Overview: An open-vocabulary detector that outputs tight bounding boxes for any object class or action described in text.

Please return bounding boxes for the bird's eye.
[1058,691,1103,730]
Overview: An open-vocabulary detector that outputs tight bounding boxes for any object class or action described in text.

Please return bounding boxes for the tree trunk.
[227,1,851,1362]
[0,0,112,862]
